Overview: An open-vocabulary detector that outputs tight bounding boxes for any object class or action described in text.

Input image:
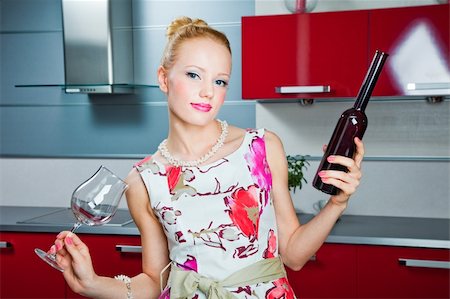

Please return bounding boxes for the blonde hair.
[161,16,232,70]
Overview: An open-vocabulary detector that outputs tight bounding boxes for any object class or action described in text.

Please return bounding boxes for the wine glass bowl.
[71,166,128,226]
[35,165,128,272]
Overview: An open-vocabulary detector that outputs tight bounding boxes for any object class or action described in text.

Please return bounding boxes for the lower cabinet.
[357,245,450,298]
[286,243,358,298]
[0,231,141,299]
[286,243,450,298]
[0,231,66,298]
[65,234,142,299]
[2,231,448,298]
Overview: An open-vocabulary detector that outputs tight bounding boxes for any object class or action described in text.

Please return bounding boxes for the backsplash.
[257,100,450,158]
[257,100,450,219]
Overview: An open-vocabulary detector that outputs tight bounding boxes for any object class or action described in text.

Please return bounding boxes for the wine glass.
[34,165,128,272]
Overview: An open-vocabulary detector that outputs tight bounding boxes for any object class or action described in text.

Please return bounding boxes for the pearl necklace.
[158,119,228,167]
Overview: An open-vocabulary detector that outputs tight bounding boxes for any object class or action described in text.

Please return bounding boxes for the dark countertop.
[0,206,139,236]
[1,206,449,249]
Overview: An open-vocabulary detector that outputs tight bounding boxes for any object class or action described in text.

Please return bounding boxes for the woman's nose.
[200,81,214,99]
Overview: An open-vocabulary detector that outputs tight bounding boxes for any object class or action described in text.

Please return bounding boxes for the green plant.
[287,155,310,193]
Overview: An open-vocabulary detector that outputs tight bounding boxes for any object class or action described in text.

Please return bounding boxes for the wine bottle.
[312,50,389,195]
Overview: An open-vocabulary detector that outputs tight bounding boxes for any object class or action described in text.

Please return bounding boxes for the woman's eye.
[186,72,200,80]
[215,79,228,87]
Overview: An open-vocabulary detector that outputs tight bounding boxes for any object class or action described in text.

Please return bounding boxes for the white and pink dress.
[135,128,295,298]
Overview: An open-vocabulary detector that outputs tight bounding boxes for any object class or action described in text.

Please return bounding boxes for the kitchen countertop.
[1,206,449,249]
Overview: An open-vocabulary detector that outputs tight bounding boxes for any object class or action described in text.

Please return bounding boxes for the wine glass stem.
[71,222,82,233]
[46,222,82,267]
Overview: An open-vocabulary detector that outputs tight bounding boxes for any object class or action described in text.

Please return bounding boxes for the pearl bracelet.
[114,275,133,299]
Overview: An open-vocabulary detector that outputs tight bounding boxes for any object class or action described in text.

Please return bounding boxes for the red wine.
[72,202,115,226]
[312,50,388,195]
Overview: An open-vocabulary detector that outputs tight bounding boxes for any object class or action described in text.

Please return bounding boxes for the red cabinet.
[242,4,449,100]
[0,231,142,299]
[0,232,66,298]
[3,230,448,298]
[286,243,358,298]
[65,234,142,298]
[286,243,449,298]
[357,245,450,298]
[369,4,450,97]
[242,10,369,100]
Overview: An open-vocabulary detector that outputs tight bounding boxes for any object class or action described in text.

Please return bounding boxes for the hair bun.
[166,16,209,38]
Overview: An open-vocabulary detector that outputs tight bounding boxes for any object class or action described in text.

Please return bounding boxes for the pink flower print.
[165,166,197,201]
[166,166,182,193]
[244,137,272,205]
[177,255,197,272]
[263,229,277,258]
[224,185,259,241]
[265,278,295,299]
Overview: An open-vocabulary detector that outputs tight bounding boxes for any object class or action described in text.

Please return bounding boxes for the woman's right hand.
[53,231,98,296]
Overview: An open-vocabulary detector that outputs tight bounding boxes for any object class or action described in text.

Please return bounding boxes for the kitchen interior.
[0,0,449,298]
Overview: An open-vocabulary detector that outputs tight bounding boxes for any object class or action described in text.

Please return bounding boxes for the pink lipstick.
[191,103,212,112]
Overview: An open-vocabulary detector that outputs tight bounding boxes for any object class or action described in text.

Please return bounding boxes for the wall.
[0,0,255,208]
[254,0,450,218]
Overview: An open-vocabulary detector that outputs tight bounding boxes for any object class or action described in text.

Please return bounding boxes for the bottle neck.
[353,92,369,112]
[353,64,379,112]
[353,51,389,112]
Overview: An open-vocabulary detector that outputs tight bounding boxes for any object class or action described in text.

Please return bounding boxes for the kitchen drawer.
[357,245,450,298]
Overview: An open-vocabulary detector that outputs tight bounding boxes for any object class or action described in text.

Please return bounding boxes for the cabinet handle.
[398,258,450,269]
[115,245,142,253]
[0,241,12,248]
[407,82,450,91]
[275,85,331,94]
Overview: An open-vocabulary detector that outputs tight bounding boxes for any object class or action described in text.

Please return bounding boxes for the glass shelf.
[15,83,159,94]
[257,96,450,104]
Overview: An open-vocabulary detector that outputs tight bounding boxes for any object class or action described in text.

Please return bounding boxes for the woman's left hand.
[318,137,365,206]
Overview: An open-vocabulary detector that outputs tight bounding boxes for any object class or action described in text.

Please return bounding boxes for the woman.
[52,16,364,299]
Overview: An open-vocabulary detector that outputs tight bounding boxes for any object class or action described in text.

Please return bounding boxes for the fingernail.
[327,156,335,162]
[49,245,56,254]
[56,242,63,251]
[318,171,326,177]
[65,236,73,246]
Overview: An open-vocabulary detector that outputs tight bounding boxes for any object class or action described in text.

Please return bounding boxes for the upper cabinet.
[242,4,449,100]
[242,10,369,100]
[370,4,449,97]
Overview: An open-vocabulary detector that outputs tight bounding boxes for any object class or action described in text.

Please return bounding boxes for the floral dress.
[135,128,295,299]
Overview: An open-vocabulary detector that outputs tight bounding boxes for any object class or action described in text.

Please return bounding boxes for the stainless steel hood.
[62,0,134,94]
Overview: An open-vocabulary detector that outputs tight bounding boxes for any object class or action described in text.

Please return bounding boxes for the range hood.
[62,0,134,94]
